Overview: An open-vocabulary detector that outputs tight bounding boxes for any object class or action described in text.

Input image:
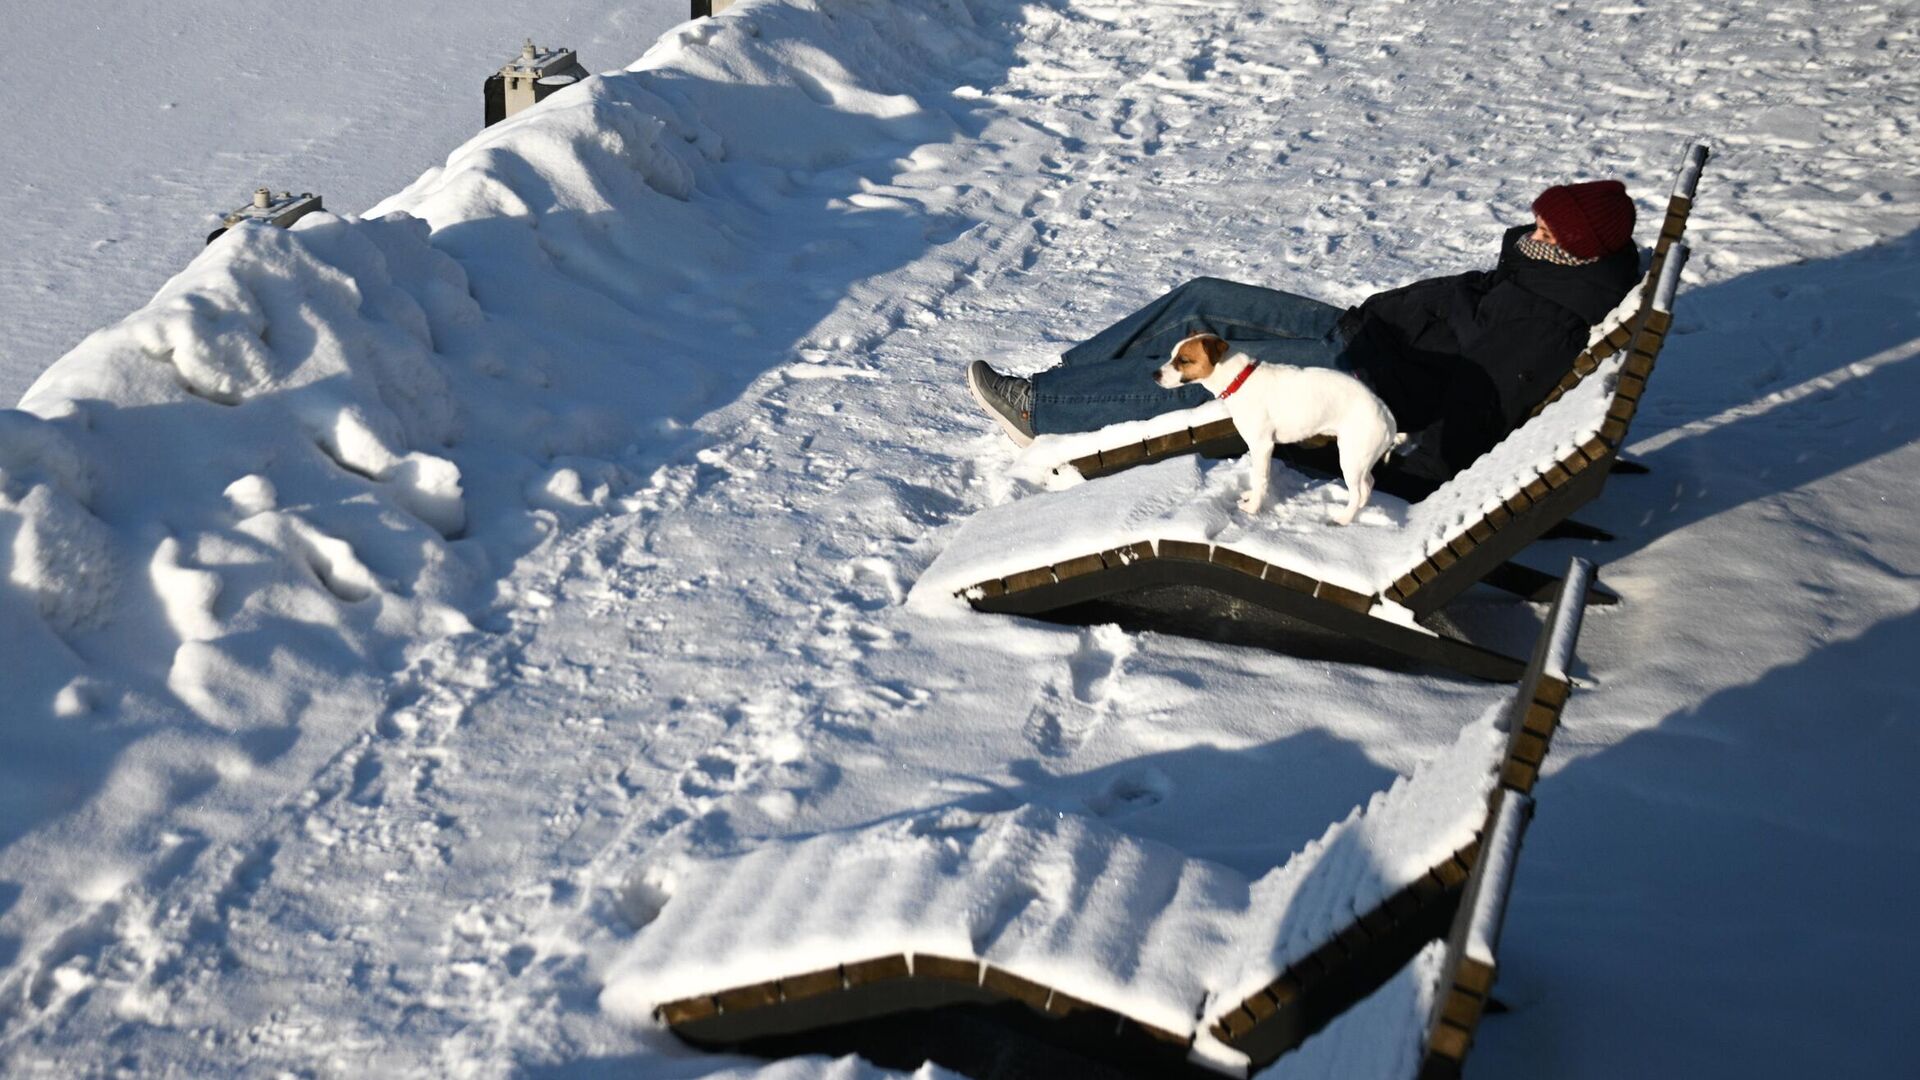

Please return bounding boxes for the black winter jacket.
[1341,225,1640,478]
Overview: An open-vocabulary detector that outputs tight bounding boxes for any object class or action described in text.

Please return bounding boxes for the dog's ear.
[1201,335,1230,363]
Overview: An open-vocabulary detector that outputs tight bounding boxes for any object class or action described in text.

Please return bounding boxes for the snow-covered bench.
[914,248,1688,682]
[609,565,1592,1077]
[1268,789,1533,1080]
[1051,141,1711,489]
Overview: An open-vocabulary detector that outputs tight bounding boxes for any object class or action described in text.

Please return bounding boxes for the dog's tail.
[1383,431,1409,463]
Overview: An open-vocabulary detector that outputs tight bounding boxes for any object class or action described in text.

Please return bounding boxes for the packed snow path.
[2,0,1918,1076]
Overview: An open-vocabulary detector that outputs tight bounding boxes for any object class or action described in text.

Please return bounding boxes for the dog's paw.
[1237,491,1263,514]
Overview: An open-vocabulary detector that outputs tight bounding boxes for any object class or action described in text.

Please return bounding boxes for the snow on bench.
[1270,789,1532,1080]
[605,707,1502,1070]
[607,563,1593,1075]
[910,248,1686,681]
[1207,560,1586,1071]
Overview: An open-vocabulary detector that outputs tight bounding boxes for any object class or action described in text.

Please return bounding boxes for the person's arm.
[1454,311,1587,429]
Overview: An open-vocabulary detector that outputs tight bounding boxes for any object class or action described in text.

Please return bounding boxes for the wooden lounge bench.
[1059,141,1710,493]
[1210,560,1587,1073]
[623,563,1593,1078]
[923,246,1688,682]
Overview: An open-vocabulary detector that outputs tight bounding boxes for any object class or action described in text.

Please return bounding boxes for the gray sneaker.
[967,361,1036,446]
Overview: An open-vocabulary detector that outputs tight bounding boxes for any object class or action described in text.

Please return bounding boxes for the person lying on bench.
[968,180,1640,481]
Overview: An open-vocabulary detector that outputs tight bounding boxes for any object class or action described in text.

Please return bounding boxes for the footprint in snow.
[1087,767,1174,819]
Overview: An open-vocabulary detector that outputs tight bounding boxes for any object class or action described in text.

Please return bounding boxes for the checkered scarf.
[1516,234,1599,266]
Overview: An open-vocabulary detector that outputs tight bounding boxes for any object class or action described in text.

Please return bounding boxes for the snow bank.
[0,0,1011,1021]
[601,700,1505,1042]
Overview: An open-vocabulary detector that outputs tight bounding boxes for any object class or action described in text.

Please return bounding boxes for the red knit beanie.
[1531,180,1635,259]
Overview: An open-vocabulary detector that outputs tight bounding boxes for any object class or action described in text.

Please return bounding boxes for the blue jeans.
[1031,277,1351,434]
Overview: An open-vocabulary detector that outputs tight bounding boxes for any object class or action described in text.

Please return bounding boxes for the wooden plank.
[1067,452,1103,477]
[1101,541,1155,568]
[1543,463,1571,488]
[1452,957,1496,998]
[1193,418,1241,442]
[716,981,781,1013]
[1211,546,1269,578]
[1144,429,1195,456]
[972,578,1007,600]
[1500,759,1538,793]
[1509,730,1549,766]
[1052,553,1107,581]
[913,955,981,984]
[1265,563,1319,593]
[1101,442,1149,470]
[1429,545,1459,571]
[1042,987,1097,1016]
[1427,1020,1473,1061]
[1159,539,1213,563]
[842,955,911,987]
[659,995,719,1024]
[1438,986,1485,1030]
[1004,567,1057,594]
[980,966,1051,1010]
[1535,675,1571,708]
[1523,476,1551,501]
[779,966,845,1002]
[1313,581,1375,612]
[1447,533,1477,559]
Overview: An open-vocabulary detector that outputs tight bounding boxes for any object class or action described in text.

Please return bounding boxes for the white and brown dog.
[1156,333,1404,525]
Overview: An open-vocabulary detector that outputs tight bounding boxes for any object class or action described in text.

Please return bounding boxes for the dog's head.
[1154,334,1230,389]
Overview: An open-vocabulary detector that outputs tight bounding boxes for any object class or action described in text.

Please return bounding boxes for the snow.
[607,700,1508,1043]
[1464,792,1530,970]
[1,0,1918,1077]
[1541,559,1592,682]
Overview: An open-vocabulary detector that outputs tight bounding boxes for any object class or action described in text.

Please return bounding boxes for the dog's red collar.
[1218,360,1259,399]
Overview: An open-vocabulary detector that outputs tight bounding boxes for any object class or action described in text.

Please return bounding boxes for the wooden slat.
[981,965,1051,1009]
[1265,563,1319,593]
[1052,553,1106,581]
[659,995,719,1024]
[779,966,844,1002]
[842,955,911,987]
[1193,418,1241,442]
[913,955,981,984]
[1158,539,1212,563]
[1212,546,1269,578]
[1144,428,1195,456]
[1100,442,1149,470]
[1004,567,1057,593]
[716,981,781,1013]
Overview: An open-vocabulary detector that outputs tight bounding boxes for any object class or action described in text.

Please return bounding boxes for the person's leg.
[1031,278,1347,433]
[1058,277,1345,366]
